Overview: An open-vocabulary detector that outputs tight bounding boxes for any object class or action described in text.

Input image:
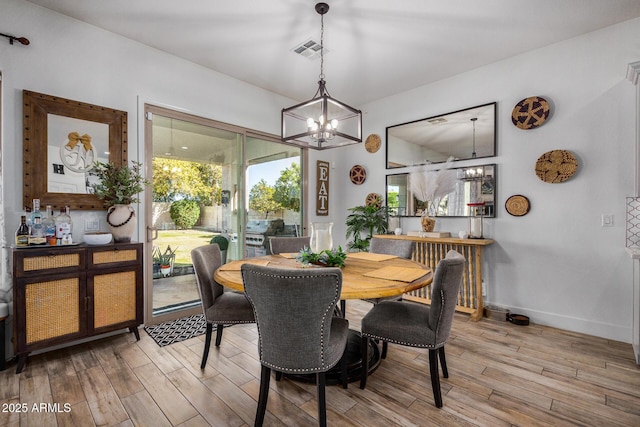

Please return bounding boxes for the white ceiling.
[25,0,640,106]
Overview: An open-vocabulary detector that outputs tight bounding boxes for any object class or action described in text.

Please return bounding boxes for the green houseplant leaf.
[296,246,347,268]
[345,204,389,252]
[92,161,150,208]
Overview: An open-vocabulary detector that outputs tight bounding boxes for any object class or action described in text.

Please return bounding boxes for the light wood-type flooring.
[1,299,640,426]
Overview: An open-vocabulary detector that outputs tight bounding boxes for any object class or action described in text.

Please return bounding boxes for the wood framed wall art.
[316,160,329,216]
[23,90,128,210]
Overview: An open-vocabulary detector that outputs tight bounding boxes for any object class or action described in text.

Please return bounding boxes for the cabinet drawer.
[88,243,141,269]
[13,248,86,278]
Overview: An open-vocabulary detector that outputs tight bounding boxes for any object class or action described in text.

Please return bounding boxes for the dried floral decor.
[409,158,458,231]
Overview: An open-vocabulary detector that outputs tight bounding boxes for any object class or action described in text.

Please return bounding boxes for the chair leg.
[201,323,213,369]
[381,341,388,359]
[256,365,271,427]
[317,372,327,427]
[215,324,224,347]
[275,371,283,381]
[340,350,348,389]
[340,300,346,318]
[429,349,443,408]
[359,335,369,389]
[439,346,448,378]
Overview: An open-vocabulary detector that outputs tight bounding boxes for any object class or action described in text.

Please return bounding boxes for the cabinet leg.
[130,326,140,341]
[16,355,28,374]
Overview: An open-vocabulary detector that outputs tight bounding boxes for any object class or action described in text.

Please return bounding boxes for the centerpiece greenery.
[296,246,347,267]
[91,161,149,207]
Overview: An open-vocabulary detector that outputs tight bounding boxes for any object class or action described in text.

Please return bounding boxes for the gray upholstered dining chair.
[359,250,465,408]
[369,237,414,260]
[242,264,349,427]
[363,237,415,304]
[268,236,310,254]
[190,244,255,369]
[365,237,416,357]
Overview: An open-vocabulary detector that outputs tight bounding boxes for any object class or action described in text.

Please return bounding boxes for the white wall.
[0,1,293,312]
[325,18,640,342]
[2,0,639,345]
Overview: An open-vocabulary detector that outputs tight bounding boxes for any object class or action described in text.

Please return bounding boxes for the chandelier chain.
[319,13,325,81]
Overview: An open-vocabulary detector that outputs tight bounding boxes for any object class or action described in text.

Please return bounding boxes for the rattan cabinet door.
[12,247,87,362]
[17,273,87,349]
[87,243,143,335]
[89,269,140,332]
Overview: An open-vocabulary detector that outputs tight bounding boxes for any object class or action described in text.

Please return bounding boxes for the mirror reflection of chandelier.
[281,2,362,150]
[470,117,478,158]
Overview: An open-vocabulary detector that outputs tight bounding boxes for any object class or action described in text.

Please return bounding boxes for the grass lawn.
[153,229,218,265]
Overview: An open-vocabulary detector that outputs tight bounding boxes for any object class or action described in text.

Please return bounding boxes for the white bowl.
[84,232,113,245]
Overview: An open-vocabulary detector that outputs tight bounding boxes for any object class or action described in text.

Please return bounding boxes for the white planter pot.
[107,204,136,243]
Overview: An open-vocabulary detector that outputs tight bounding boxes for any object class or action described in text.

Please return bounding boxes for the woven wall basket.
[505,195,530,216]
[534,149,578,183]
[511,96,550,130]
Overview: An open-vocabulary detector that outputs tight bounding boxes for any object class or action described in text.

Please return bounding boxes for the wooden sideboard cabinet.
[12,242,142,373]
[373,235,494,321]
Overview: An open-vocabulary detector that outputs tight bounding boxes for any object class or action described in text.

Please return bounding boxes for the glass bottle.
[310,222,334,252]
[43,204,56,245]
[55,206,73,240]
[30,199,42,227]
[29,217,46,245]
[15,215,29,247]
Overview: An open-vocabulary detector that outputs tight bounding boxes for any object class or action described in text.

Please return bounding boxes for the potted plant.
[210,234,230,264]
[345,203,389,252]
[91,161,149,242]
[154,245,178,277]
[152,246,162,277]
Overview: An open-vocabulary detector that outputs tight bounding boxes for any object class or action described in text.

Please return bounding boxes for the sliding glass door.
[144,105,243,325]
[144,105,303,325]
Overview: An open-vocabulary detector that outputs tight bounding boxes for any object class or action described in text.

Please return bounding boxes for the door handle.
[147,226,158,243]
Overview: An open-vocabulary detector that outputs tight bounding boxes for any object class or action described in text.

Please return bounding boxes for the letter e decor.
[316,160,330,216]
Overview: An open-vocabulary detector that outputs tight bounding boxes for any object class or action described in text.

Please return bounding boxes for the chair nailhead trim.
[245,269,343,371]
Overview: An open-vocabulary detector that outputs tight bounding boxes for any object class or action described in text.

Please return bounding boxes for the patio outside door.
[144,105,243,325]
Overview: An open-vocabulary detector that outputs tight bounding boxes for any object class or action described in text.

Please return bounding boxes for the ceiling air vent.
[291,39,326,60]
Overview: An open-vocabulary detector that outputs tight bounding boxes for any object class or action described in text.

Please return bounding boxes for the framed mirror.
[23,90,128,210]
[386,164,496,217]
[386,102,496,169]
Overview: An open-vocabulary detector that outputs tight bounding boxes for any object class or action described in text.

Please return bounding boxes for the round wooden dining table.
[214,252,432,300]
[214,252,433,384]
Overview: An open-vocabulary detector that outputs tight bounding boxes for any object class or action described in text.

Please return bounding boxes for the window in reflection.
[386,164,496,218]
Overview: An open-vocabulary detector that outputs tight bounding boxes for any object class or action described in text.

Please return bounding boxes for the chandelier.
[281,2,362,150]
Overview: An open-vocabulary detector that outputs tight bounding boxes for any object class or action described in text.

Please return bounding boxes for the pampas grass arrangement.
[409,157,458,216]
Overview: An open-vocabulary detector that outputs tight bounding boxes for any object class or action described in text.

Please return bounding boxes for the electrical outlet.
[85,219,100,231]
[601,214,613,227]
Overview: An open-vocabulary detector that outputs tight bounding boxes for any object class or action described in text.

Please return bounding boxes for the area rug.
[144,314,209,347]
